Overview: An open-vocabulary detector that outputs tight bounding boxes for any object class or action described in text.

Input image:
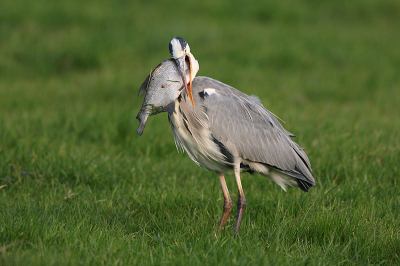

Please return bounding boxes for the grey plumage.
[168,76,315,192]
[137,37,315,236]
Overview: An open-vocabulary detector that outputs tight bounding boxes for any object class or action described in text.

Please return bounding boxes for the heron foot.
[218,173,233,234]
[218,199,233,233]
[234,196,246,237]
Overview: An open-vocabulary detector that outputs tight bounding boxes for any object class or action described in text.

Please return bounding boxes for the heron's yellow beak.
[175,56,195,109]
[186,55,195,109]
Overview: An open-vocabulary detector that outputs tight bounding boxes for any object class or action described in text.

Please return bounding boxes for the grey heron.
[139,37,315,236]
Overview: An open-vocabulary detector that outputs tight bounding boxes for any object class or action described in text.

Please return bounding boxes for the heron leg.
[218,173,233,231]
[234,167,246,236]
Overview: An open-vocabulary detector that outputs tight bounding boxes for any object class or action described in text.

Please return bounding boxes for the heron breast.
[169,101,231,173]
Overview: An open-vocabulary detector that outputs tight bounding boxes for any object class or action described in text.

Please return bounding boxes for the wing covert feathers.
[192,77,315,187]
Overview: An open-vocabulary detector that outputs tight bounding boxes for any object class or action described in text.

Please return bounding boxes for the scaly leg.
[218,173,233,231]
[234,167,246,236]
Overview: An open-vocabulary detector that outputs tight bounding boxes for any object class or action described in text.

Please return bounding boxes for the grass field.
[1,0,400,265]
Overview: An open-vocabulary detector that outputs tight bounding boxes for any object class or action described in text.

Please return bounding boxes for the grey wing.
[194,77,315,185]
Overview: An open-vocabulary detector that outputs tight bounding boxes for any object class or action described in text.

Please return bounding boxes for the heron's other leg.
[234,167,246,236]
[218,173,233,231]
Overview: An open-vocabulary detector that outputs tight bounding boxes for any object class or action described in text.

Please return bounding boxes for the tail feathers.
[297,179,314,192]
[248,161,315,193]
[273,167,315,192]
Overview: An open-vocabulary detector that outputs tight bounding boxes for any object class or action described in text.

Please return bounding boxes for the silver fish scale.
[136,59,184,135]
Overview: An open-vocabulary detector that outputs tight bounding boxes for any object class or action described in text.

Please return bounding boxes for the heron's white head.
[169,37,190,59]
[169,37,199,108]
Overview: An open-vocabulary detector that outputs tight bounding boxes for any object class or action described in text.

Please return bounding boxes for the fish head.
[136,59,184,135]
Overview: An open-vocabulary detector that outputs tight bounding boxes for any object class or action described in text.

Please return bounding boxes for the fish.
[136,58,185,136]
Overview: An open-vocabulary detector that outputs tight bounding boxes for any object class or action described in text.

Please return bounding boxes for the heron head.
[169,37,189,59]
[169,37,199,108]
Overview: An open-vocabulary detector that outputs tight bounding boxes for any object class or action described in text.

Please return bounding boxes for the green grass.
[1,0,400,265]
